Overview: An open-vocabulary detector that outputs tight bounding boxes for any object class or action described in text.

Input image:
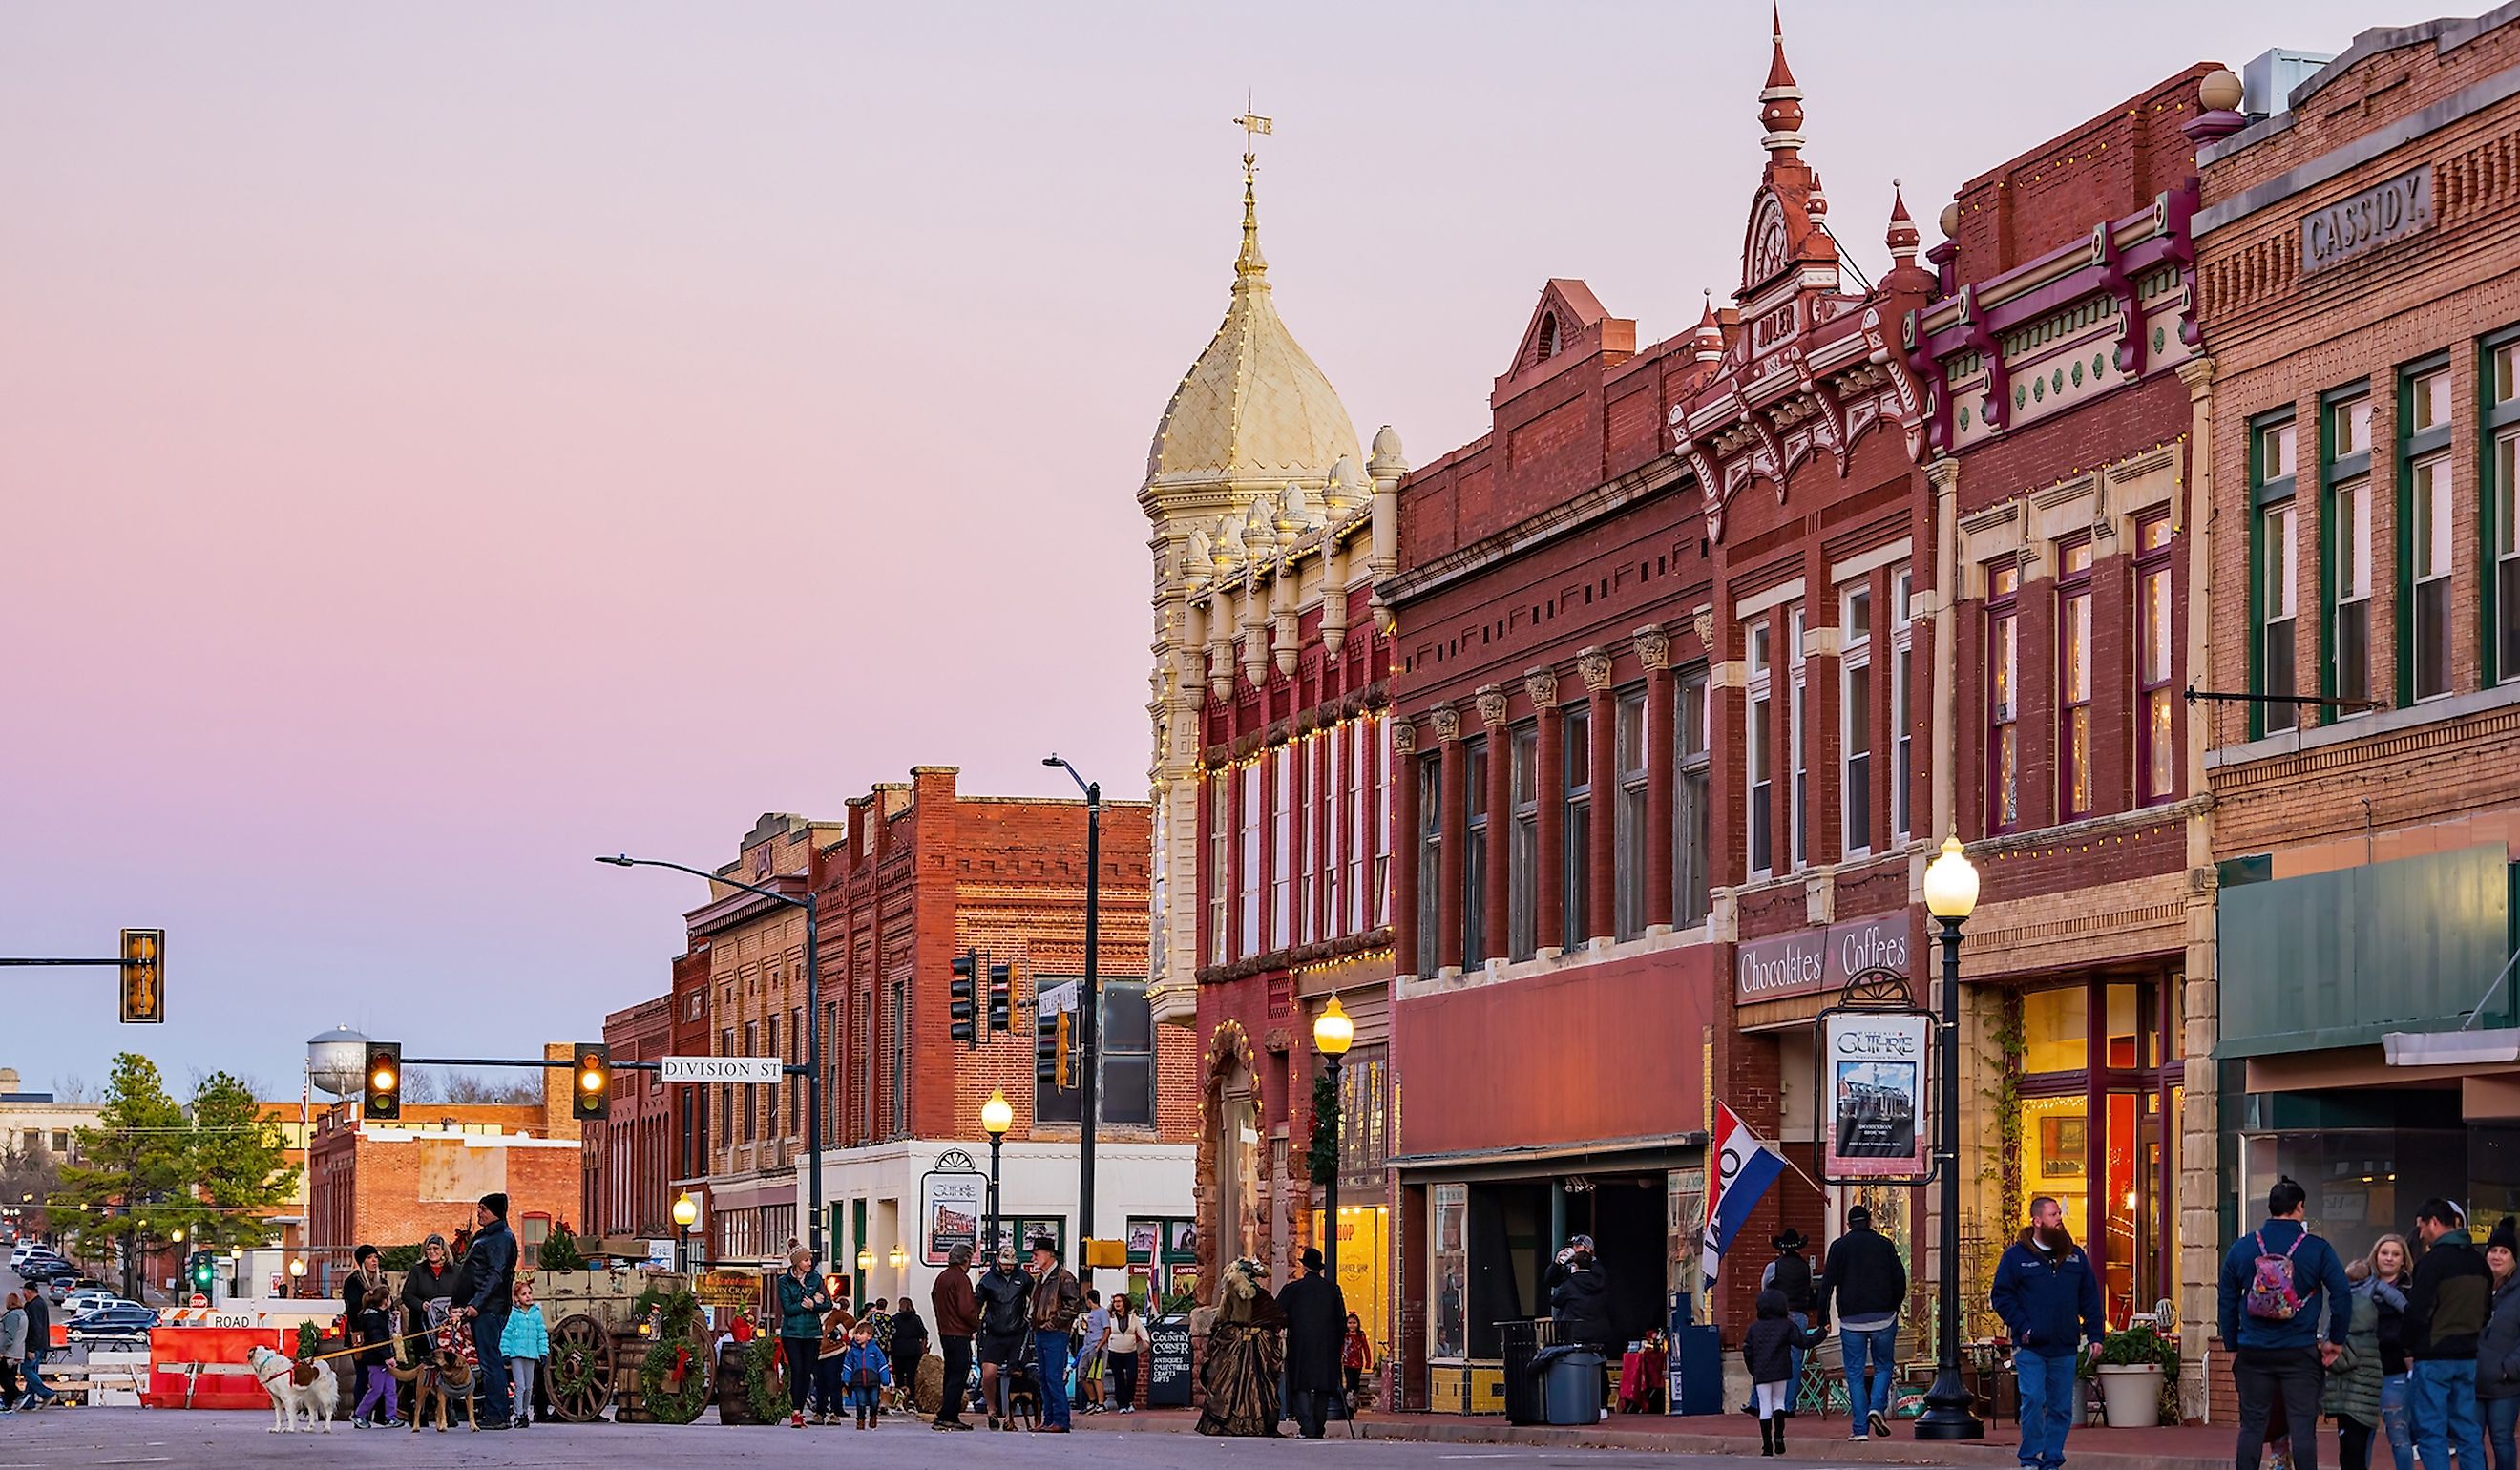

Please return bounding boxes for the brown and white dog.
[247,1345,339,1433]
[388,1345,477,1434]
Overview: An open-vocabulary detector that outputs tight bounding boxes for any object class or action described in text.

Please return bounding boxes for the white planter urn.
[2096,1362,2164,1427]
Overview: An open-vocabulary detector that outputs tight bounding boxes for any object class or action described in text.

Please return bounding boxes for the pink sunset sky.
[6,1,2382,1091]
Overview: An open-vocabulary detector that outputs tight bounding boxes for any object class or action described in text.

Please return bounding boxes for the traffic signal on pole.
[191,1251,216,1290]
[949,953,977,1046]
[118,928,165,1024]
[988,961,1013,1033]
[573,1043,611,1122]
[362,1042,402,1121]
[1055,1010,1073,1091]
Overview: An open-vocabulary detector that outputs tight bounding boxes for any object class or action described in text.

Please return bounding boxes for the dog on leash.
[247,1345,339,1433]
[389,1350,476,1433]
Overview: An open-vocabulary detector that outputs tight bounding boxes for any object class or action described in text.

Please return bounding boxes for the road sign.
[661,1056,782,1084]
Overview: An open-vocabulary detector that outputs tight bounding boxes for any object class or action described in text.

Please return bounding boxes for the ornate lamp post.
[1312,998,1354,1279]
[1914,834,1984,1441]
[672,1193,700,1275]
[981,1088,1015,1255]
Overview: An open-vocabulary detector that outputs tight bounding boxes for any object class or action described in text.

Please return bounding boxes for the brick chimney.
[542,1041,578,1141]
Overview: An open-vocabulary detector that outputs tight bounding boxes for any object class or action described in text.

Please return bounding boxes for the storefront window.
[1431,1184,1468,1361]
[2023,988,2088,1074]
[1670,1166,1706,1314]
[2016,979,2176,1326]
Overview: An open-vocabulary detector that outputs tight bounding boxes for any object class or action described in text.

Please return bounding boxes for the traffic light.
[190,1251,217,1291]
[1054,1010,1073,1091]
[362,1042,402,1121]
[118,928,165,1024]
[573,1043,611,1122]
[987,961,1013,1033]
[949,953,977,1046]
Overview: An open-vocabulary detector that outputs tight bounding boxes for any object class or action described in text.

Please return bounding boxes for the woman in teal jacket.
[776,1247,834,1428]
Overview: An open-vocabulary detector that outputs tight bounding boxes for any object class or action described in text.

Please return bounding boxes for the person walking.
[2363,1234,2420,1470]
[1817,1203,1908,1441]
[1991,1195,2106,1470]
[501,1277,548,1429]
[838,1319,892,1430]
[455,1193,519,1431]
[930,1243,979,1430]
[1076,1289,1110,1414]
[2219,1176,2354,1470]
[1763,1229,1816,1414]
[1195,1256,1285,1437]
[401,1233,459,1340]
[1026,1236,1084,1433]
[1744,1288,1825,1458]
[2406,1198,2491,1470]
[2329,1241,2404,1470]
[348,1247,401,1427]
[1342,1312,1373,1410]
[775,1245,833,1428]
[974,1246,1032,1430]
[814,1293,858,1424]
[2477,1217,2520,1470]
[0,1292,26,1411]
[889,1298,929,1418]
[1280,1247,1348,1438]
[17,1286,54,1412]
[1104,1294,1146,1414]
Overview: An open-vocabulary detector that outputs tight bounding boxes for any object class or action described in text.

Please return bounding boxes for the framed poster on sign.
[919,1152,988,1266]
[1816,980,1934,1185]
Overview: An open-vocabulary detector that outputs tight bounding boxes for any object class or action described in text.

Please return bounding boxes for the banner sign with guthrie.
[1820,1009,1931,1180]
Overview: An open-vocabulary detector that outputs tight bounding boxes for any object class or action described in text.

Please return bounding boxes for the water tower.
[305,1026,370,1098]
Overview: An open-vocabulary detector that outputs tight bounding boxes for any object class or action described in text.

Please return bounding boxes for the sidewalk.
[1086,1404,2252,1469]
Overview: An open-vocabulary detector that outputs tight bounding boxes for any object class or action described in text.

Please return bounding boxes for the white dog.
[247,1345,339,1433]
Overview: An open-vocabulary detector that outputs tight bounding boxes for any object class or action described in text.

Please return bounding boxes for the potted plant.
[2092,1322,2174,1427]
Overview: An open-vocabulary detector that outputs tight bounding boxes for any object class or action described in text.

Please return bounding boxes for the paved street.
[0,1412,1838,1470]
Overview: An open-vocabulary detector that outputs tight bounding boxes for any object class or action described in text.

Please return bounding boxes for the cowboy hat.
[1772,1228,1809,1251]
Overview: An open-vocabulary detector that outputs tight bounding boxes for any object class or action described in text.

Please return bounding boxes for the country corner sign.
[1819,1009,1931,1182]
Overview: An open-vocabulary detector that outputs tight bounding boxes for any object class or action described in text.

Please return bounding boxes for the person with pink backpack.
[2220,1177,2355,1470]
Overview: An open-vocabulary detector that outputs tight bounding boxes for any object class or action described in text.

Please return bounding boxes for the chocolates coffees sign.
[1733,912,1912,1006]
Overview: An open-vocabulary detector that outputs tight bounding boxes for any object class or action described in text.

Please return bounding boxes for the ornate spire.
[1233,95,1272,287]
[1759,3,1806,157]
[1885,179,1920,263]
[1691,289,1724,363]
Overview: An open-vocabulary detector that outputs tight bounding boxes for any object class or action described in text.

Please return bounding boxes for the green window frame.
[2320,384,2375,710]
[2397,352,2457,706]
[2248,410,2300,739]
[2481,326,2520,685]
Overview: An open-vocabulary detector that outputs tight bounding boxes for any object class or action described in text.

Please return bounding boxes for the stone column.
[1391,720,1420,978]
[1477,683,1511,964]
[1434,703,1466,977]
[2176,355,2222,1420]
[1529,667,1565,959]
[1637,625,1676,933]
[1925,456,1962,844]
[1579,647,1617,946]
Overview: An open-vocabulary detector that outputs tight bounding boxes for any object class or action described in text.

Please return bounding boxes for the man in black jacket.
[2405,1198,2490,1470]
[1817,1206,1909,1441]
[1279,1248,1347,1438]
[455,1193,518,1430]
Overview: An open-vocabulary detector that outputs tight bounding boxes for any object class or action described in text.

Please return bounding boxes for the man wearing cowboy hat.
[1762,1229,1816,1413]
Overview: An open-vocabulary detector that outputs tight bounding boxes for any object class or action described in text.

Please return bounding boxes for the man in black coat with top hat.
[1278,1248,1347,1438]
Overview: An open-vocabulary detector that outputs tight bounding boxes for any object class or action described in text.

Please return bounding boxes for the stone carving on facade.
[1429,702,1462,744]
[1523,665,1560,709]
[1690,605,1716,658]
[1632,623,1671,672]
[1474,683,1509,726]
[1577,646,1615,692]
[1392,719,1418,757]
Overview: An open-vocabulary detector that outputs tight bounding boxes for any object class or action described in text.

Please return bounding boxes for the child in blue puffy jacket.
[838,1320,892,1429]
[499,1279,550,1428]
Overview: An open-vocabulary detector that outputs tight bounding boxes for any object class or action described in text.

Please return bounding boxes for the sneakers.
[1871,1410,1890,1438]
[1848,1432,1870,1441]
[791,1411,808,1428]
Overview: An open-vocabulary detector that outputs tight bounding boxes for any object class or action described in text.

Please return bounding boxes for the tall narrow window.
[2254,416,2300,734]
[1508,723,1539,959]
[1270,745,1292,947]
[1208,772,1229,965]
[2491,338,2520,682]
[1348,718,1371,933]
[1298,738,1317,945]
[1462,737,1489,968]
[1673,666,1711,926]
[1890,567,1914,841]
[1374,716,1393,928]
[1415,754,1441,976]
[1563,703,1591,938]
[2136,517,2176,804]
[887,983,906,1137]
[1788,604,1808,869]
[2058,540,2093,818]
[1841,583,1873,856]
[2411,453,2453,700]
[1987,564,2021,830]
[743,1020,759,1141]
[1325,729,1345,939]
[1613,688,1648,939]
[2333,478,2372,706]
[1237,765,1261,957]
[1747,620,1774,875]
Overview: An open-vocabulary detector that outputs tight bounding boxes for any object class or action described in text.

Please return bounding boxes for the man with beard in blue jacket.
[1990,1196,2105,1470]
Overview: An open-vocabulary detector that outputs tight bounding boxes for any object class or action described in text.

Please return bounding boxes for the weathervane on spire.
[1232,91,1273,183]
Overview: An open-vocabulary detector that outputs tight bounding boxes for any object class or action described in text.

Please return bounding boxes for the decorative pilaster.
[1433,704,1466,976]
[1637,626,1676,933]
[1392,720,1421,977]
[1578,647,1617,945]
[1477,683,1511,962]
[1528,667,1565,957]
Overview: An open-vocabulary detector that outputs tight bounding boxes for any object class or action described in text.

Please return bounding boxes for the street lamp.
[601,852,827,1265]
[981,1088,1015,1254]
[1042,754,1102,1247]
[673,1193,700,1275]
[287,1256,306,1299]
[1312,998,1354,1282]
[888,1244,907,1272]
[1914,833,1984,1441]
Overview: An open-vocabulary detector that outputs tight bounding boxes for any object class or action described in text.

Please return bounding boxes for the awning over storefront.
[2384,1029,2520,1066]
[1390,1131,1709,1175]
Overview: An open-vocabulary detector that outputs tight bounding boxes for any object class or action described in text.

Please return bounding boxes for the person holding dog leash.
[452,1192,519,1431]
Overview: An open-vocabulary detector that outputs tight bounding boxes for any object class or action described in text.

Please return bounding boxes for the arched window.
[1537,312,1561,362]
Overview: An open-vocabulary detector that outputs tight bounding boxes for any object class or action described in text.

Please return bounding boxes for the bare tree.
[50,1075,95,1104]
[441,1071,542,1105]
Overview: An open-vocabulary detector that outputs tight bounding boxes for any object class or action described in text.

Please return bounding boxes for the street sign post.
[661,1056,783,1084]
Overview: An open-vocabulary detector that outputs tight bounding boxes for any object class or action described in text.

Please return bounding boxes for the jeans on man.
[2236,1345,2328,1470]
[2381,1373,2418,1470]
[935,1334,973,1423]
[1292,1387,1333,1438]
[2411,1358,2486,1470]
[21,1349,54,1406]
[470,1310,513,1426]
[1840,1323,1898,1435]
[2014,1350,2079,1470]
[1034,1329,1072,1429]
[2484,1393,2518,1470]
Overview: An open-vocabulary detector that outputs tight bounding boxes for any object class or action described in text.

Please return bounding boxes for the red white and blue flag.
[1701,1102,1787,1295]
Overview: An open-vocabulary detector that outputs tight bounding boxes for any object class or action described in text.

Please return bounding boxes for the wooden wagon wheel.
[543,1312,616,1423]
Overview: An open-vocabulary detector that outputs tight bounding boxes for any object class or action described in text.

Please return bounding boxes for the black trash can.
[1499,1320,1548,1425]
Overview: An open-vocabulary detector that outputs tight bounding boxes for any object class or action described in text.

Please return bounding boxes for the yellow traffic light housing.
[362,1042,403,1122]
[118,928,164,1024]
[573,1044,611,1121]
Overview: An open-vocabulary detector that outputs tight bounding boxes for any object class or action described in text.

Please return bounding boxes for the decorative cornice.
[1523,665,1561,709]
[1474,683,1510,726]
[1633,624,1671,673]
[1577,646,1615,692]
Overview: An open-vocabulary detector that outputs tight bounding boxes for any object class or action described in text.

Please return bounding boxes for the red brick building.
[583,993,673,1247]
[307,1043,583,1287]
[1904,65,2221,1373]
[1381,21,1937,1408]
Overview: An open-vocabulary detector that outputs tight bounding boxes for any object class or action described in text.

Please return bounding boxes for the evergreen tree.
[183,1071,299,1250]
[55,1054,186,1296]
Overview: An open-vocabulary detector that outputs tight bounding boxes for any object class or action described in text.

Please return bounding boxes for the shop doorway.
[1561,1173,1666,1346]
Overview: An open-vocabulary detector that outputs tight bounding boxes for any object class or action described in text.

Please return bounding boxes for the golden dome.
[1144,177,1360,493]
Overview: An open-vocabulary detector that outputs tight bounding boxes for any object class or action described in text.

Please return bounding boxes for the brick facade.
[583,993,673,1242]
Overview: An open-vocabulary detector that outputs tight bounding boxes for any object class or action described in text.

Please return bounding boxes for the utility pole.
[1043,756,1102,1245]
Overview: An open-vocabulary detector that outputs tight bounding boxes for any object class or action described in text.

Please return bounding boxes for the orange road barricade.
[144,1323,288,1410]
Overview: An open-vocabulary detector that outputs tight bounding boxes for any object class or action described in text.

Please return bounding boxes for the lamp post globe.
[1914,832,1985,1442]
[1313,998,1354,1285]
[981,1088,1014,1255]
[673,1194,699,1229]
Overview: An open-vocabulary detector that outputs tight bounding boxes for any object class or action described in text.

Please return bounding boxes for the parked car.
[65,1305,158,1344]
[19,1260,76,1283]
[61,1290,121,1314]
[11,1244,59,1268]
